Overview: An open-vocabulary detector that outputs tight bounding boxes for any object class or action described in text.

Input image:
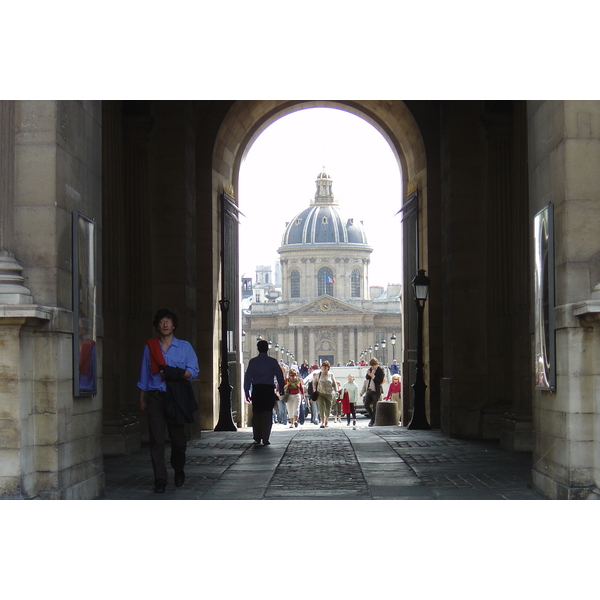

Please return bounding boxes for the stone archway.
[210,101,432,425]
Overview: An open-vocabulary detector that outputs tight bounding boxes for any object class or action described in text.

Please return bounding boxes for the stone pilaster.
[0,101,33,305]
[482,106,520,439]
[0,307,52,498]
[302,326,309,362]
[123,108,154,428]
[501,101,533,451]
[0,317,27,497]
[336,327,344,364]
[101,101,140,454]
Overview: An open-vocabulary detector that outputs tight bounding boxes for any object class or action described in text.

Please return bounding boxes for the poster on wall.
[533,203,556,391]
[72,212,97,396]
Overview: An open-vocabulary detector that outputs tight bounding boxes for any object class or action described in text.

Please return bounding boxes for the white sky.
[239,107,403,289]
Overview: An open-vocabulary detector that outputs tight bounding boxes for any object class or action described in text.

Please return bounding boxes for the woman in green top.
[313,361,337,428]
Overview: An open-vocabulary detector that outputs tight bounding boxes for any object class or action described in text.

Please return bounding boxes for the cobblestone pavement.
[103,417,540,500]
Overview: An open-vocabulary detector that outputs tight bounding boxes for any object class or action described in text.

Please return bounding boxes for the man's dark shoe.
[262,440,270,445]
[154,482,167,493]
[174,471,185,487]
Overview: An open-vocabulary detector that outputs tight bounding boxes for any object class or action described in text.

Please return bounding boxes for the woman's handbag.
[298,400,306,424]
[310,373,321,402]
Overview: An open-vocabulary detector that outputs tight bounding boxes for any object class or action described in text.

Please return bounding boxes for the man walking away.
[244,340,285,445]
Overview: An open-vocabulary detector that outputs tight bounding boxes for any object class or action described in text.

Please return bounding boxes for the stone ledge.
[0,305,77,333]
[0,304,53,322]
[573,300,600,326]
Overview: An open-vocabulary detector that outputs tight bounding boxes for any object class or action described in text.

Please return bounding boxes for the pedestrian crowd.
[253,351,403,435]
[137,315,403,495]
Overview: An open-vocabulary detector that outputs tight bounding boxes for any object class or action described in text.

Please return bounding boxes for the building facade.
[242,170,402,370]
[1,100,599,499]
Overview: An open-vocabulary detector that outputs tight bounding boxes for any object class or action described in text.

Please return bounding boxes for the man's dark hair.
[257,339,269,353]
[153,308,179,330]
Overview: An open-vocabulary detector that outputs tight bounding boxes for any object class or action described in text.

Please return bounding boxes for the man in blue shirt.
[244,339,284,445]
[138,308,199,493]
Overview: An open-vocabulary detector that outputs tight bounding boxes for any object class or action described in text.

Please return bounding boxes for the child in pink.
[384,374,402,424]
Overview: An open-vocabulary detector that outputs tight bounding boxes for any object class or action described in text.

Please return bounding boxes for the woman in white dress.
[283,367,304,428]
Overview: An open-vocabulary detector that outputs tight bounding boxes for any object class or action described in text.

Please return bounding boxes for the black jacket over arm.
[162,365,198,425]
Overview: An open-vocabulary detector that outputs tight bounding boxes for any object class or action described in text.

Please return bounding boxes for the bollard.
[374,400,399,426]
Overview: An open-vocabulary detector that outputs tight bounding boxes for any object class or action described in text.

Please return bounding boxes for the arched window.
[318,267,335,296]
[351,269,361,297]
[290,270,300,298]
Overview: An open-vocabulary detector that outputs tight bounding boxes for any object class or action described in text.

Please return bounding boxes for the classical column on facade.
[342,326,350,364]
[336,327,344,365]
[0,101,33,305]
[357,326,365,360]
[277,327,286,363]
[309,328,316,363]
[101,101,141,454]
[302,326,309,364]
[293,326,299,361]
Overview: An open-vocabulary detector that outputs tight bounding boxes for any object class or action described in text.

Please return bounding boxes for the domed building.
[242,170,401,369]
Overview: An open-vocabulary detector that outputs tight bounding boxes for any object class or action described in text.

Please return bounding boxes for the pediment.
[285,295,368,316]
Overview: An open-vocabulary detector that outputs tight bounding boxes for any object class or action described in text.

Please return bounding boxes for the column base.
[481,405,511,440]
[102,415,141,455]
[500,412,533,452]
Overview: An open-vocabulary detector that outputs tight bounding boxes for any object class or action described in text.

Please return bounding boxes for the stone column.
[337,327,344,365]
[482,109,514,438]
[0,101,35,497]
[439,101,488,437]
[293,326,298,361]
[358,326,366,360]
[101,101,140,454]
[483,102,532,447]
[0,104,53,493]
[302,326,309,363]
[501,101,533,451]
[342,325,349,364]
[309,328,316,363]
[0,101,33,305]
[123,108,154,426]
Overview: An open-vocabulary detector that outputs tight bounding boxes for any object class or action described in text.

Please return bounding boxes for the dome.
[280,204,369,247]
[280,170,370,250]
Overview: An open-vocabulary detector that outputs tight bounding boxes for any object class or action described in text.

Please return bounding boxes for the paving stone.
[103,423,540,500]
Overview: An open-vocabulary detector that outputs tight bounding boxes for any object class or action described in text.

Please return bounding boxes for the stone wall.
[0,101,103,498]
[529,100,600,498]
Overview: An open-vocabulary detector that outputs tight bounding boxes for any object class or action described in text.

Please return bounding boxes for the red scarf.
[146,338,165,375]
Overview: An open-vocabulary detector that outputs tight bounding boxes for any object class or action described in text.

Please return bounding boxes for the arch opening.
[214,101,428,429]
